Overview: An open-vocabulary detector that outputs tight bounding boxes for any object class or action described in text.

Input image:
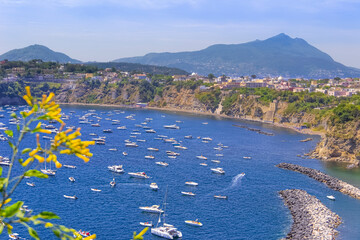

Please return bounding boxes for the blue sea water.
[1,105,360,239]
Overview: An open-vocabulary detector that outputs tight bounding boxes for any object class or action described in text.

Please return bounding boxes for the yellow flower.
[83,234,97,240]
[33,155,45,163]
[0,198,12,208]
[45,222,53,228]
[22,157,34,167]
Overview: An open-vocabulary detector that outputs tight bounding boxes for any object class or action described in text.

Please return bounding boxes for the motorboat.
[166,151,180,156]
[211,167,225,174]
[137,139,146,142]
[69,177,75,182]
[108,165,124,173]
[26,182,35,187]
[139,205,164,214]
[185,181,198,186]
[200,163,208,166]
[145,155,155,159]
[163,124,180,129]
[103,129,113,133]
[9,233,21,239]
[150,183,159,190]
[181,191,196,196]
[128,172,150,179]
[147,147,159,151]
[140,222,153,227]
[184,135,193,139]
[214,195,228,199]
[125,142,138,147]
[243,156,252,159]
[0,160,11,166]
[202,137,213,141]
[64,165,77,169]
[168,156,177,159]
[146,129,156,133]
[156,162,169,167]
[211,160,221,163]
[91,188,102,192]
[110,178,116,187]
[174,145,187,150]
[123,152,128,156]
[89,133,97,136]
[109,148,118,151]
[64,195,77,200]
[76,230,91,237]
[202,122,208,125]
[91,123,100,127]
[216,154,224,157]
[196,155,207,160]
[117,126,127,130]
[185,219,203,227]
[41,169,56,176]
[327,195,336,200]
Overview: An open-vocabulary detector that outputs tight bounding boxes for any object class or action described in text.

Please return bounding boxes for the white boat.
[91,188,102,192]
[0,160,11,166]
[147,147,159,151]
[69,177,75,182]
[64,195,77,200]
[151,188,182,239]
[123,152,128,156]
[327,195,336,200]
[184,135,193,139]
[91,123,100,127]
[156,162,169,167]
[117,126,127,130]
[211,167,225,174]
[139,205,164,214]
[140,221,153,227]
[243,156,252,159]
[145,155,155,159]
[211,160,221,163]
[103,129,113,133]
[185,219,203,227]
[64,165,77,169]
[202,122,208,125]
[196,155,207,160]
[214,195,228,199]
[146,129,156,133]
[26,182,35,187]
[125,142,138,147]
[41,169,56,176]
[168,156,177,159]
[185,181,198,186]
[9,233,20,239]
[128,172,150,179]
[202,137,213,141]
[216,154,224,157]
[200,163,208,166]
[150,183,159,190]
[110,178,116,187]
[181,191,196,196]
[163,124,180,129]
[166,151,180,156]
[109,148,118,151]
[174,146,187,150]
[108,165,124,173]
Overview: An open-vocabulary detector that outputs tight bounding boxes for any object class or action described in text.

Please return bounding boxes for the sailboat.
[41,146,56,176]
[151,187,182,239]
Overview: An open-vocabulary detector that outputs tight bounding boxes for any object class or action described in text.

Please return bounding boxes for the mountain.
[0,45,81,63]
[114,33,360,78]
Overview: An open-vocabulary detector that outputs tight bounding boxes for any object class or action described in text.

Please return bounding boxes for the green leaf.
[0,178,8,190]
[10,112,17,119]
[0,223,3,234]
[28,227,40,240]
[4,130,13,138]
[59,225,71,233]
[37,211,60,220]
[2,201,23,218]
[8,141,15,150]
[33,104,38,112]
[24,170,48,179]
[17,124,20,132]
[22,148,32,154]
[0,166,2,177]
[52,229,61,238]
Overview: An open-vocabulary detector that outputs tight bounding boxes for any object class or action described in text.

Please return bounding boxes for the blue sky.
[0,0,359,68]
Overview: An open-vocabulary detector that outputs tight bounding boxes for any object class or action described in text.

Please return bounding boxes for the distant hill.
[0,45,81,63]
[85,62,188,75]
[114,33,360,78]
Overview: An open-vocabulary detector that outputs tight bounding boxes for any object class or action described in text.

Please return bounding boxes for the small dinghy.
[64,195,77,200]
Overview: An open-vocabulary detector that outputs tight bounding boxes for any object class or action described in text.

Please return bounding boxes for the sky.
[0,0,359,68]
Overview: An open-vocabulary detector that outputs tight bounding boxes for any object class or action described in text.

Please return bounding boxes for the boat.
[103,129,113,133]
[202,122,208,125]
[140,222,153,227]
[185,219,203,227]
[163,124,180,129]
[91,188,102,192]
[123,152,128,156]
[117,126,127,130]
[146,129,156,133]
[216,154,224,157]
[96,140,106,145]
[150,183,159,190]
[26,182,35,187]
[327,195,336,200]
[64,195,77,200]
[185,181,198,186]
[76,230,92,237]
[200,163,208,166]
[125,142,138,147]
[110,178,116,187]
[181,191,196,196]
[214,195,228,199]
[128,172,150,179]
[0,160,11,166]
[166,151,180,156]
[147,147,159,151]
[202,137,213,141]
[109,148,118,151]
[91,123,100,127]
[64,165,77,169]
[41,169,56,176]
[168,156,177,159]
[196,155,207,160]
[243,156,252,159]
[174,145,187,150]
[184,135,193,139]
[89,133,98,136]
[69,177,75,182]
[145,155,155,159]
[156,162,169,167]
[211,160,221,163]
[108,165,124,173]
[211,167,225,174]
[151,187,182,239]
[9,233,21,239]
[139,205,164,214]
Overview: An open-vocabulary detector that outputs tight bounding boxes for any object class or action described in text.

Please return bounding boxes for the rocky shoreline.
[277,163,360,200]
[279,189,341,239]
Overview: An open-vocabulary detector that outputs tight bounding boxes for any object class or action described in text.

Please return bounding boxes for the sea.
[1,105,360,240]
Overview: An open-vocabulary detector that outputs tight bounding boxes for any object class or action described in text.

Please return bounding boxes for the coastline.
[58,102,324,137]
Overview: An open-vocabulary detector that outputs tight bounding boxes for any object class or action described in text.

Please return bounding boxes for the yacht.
[146,129,156,133]
[185,220,203,227]
[202,137,213,141]
[64,195,77,200]
[243,156,252,159]
[211,160,221,163]
[110,178,116,187]
[64,165,77,169]
[123,152,128,156]
[166,151,180,156]
[108,165,124,173]
[214,195,228,199]
[174,146,187,150]
[109,148,118,151]
[89,133,97,136]
[117,126,127,130]
[147,147,159,151]
[41,169,56,176]
[196,155,207,160]
[327,195,336,200]
[128,172,150,179]
[103,129,113,133]
[140,222,153,227]
[91,123,100,127]
[145,155,155,159]
[200,163,208,166]
[139,205,164,214]
[125,142,138,147]
[185,181,198,186]
[150,183,159,191]
[211,167,225,174]
[91,188,102,192]
[163,124,180,129]
[26,182,35,187]
[181,191,196,196]
[156,162,169,167]
[69,177,75,182]
[184,135,193,139]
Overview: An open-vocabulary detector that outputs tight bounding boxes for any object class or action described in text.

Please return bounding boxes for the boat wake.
[209,173,245,196]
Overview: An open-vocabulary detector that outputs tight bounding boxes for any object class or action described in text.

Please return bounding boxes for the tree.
[208,73,215,81]
[251,75,256,79]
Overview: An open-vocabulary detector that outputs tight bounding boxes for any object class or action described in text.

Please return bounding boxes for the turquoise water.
[1,105,360,239]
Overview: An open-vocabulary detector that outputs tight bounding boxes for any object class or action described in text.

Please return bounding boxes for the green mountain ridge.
[0,44,81,63]
[114,33,360,78]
